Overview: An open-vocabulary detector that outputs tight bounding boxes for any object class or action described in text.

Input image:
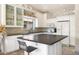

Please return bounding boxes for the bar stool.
[18,40,37,55]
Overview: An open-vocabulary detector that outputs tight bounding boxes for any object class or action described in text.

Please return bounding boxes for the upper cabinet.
[1,4,37,27]
[24,9,35,17]
[1,4,23,27]
[16,8,23,26]
[23,9,36,22]
[6,5,15,25]
[6,5,23,27]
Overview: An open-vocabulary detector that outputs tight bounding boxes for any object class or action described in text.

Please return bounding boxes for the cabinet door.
[61,22,70,45]
[0,36,19,53]
[57,22,70,45]
[16,8,23,26]
[6,5,14,25]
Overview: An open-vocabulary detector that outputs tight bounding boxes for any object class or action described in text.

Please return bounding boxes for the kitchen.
[0,4,77,55]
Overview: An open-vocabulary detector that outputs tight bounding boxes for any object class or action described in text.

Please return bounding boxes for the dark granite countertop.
[17,34,67,45]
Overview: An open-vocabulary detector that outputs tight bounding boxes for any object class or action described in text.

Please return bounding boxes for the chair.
[18,40,37,55]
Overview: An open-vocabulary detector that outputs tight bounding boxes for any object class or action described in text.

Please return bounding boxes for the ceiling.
[28,4,75,18]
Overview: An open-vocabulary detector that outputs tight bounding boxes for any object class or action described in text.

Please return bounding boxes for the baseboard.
[62,44,75,47]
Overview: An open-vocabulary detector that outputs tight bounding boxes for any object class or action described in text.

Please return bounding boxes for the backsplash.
[35,27,57,33]
[6,27,29,35]
[5,27,57,35]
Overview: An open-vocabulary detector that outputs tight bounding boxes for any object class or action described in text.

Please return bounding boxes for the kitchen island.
[18,33,67,55]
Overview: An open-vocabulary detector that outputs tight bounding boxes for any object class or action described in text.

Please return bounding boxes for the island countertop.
[18,34,67,45]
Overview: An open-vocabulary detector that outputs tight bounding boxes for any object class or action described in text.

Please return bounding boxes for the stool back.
[18,40,27,50]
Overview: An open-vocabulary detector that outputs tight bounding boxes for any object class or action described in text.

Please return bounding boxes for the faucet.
[48,23,57,33]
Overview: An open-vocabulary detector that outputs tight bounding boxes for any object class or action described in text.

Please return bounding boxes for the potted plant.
[0,24,6,54]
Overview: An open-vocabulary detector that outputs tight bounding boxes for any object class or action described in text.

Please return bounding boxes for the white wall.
[35,12,44,27]
[35,13,49,27]
[42,13,48,27]
[75,5,79,53]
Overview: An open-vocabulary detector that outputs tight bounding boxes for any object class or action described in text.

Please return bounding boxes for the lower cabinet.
[0,35,22,53]
[30,43,48,55]
[23,40,62,55]
[0,34,62,55]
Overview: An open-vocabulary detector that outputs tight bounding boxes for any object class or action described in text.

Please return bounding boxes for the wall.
[75,5,79,53]
[35,12,44,27]
[41,13,47,27]
[36,13,49,27]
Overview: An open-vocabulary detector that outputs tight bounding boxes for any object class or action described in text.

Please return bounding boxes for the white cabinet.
[1,4,23,27]
[16,7,23,26]
[56,15,75,46]
[1,35,22,53]
[5,36,19,53]
[20,34,62,55]
[31,43,48,55]
[1,4,37,28]
[57,21,70,45]
[30,41,62,55]
[19,40,62,55]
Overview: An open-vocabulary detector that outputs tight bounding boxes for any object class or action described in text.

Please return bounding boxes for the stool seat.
[17,40,37,55]
[27,46,37,53]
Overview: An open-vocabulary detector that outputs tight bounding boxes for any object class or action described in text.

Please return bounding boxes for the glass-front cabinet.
[6,5,14,25]
[1,4,37,27]
[5,4,23,27]
[16,8,23,26]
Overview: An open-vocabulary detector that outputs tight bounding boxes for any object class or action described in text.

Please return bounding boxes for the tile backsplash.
[6,27,29,35]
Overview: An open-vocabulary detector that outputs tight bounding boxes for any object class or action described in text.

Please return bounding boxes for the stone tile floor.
[62,46,75,55]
